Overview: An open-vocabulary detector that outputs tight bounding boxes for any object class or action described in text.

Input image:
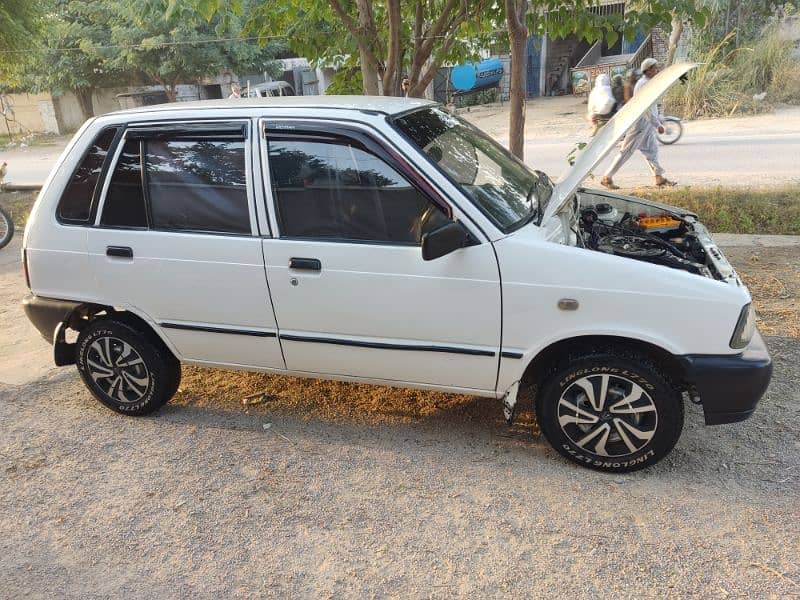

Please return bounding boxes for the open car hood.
[543,62,697,222]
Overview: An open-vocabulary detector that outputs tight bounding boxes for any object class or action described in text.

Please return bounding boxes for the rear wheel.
[657,118,683,145]
[76,318,180,416]
[536,351,683,472]
[0,205,13,250]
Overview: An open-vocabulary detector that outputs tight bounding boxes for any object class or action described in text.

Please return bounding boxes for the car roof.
[109,95,437,117]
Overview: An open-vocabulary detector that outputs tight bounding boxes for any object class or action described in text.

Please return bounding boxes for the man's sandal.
[600,177,619,190]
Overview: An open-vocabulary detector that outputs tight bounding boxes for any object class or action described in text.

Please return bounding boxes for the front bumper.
[680,330,772,425]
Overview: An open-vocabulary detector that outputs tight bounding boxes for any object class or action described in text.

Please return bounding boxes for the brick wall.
[651,26,669,64]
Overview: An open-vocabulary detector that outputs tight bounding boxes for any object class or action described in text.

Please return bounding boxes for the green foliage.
[24,1,129,99]
[664,26,799,118]
[324,69,363,95]
[535,0,709,47]
[108,0,282,100]
[0,0,43,84]
[634,185,800,235]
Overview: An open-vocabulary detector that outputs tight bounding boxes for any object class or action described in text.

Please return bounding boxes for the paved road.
[527,130,800,189]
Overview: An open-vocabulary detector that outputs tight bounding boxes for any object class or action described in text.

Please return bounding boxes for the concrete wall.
[0,93,50,135]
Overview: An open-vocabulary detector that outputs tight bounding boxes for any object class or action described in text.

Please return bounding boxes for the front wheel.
[657,117,683,145]
[0,205,13,250]
[536,351,684,472]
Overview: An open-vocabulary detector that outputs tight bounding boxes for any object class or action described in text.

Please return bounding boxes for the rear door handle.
[289,257,321,271]
[106,246,133,258]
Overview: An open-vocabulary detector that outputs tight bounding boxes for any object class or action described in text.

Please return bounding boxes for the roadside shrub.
[324,68,363,95]
[633,185,800,235]
[665,26,799,118]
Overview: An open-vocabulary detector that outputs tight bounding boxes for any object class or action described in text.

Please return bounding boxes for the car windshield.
[392,107,551,232]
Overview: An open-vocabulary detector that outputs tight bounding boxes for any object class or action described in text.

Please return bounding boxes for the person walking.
[601,58,675,189]
[228,83,241,99]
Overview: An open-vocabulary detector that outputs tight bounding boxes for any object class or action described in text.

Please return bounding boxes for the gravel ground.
[1,239,799,597]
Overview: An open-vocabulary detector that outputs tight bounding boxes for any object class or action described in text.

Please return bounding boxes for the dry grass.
[175,365,540,432]
[633,185,800,235]
[726,247,800,338]
[0,189,37,227]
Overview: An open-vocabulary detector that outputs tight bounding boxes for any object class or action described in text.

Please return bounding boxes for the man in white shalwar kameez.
[601,58,676,189]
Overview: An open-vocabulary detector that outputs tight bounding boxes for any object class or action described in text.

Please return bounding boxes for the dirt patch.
[177,366,540,434]
[725,246,800,337]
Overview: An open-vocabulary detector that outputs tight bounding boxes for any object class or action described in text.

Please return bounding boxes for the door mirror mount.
[421,221,470,261]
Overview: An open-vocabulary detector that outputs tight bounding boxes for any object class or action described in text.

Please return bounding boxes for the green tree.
[24,0,130,119]
[0,0,43,84]
[110,0,283,102]
[177,0,498,96]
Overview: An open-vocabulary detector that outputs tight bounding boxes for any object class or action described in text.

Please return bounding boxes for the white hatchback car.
[22,64,771,472]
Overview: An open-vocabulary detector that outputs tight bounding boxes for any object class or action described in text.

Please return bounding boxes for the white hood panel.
[544,63,697,222]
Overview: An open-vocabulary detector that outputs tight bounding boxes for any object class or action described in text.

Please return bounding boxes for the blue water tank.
[450,58,504,92]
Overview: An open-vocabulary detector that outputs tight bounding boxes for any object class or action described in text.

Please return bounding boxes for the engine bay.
[573,191,737,282]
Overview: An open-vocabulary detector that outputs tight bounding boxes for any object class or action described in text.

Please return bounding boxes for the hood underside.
[544,62,698,222]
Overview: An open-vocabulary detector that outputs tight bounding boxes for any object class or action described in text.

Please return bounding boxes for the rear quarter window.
[57,127,119,223]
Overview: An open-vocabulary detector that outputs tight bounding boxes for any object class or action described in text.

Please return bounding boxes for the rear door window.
[57,127,119,223]
[145,139,250,234]
[99,123,251,235]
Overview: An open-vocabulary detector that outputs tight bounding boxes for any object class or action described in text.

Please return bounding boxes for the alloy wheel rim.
[86,336,150,404]
[557,374,658,458]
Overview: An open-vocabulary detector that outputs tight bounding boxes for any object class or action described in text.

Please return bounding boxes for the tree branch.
[328,0,381,69]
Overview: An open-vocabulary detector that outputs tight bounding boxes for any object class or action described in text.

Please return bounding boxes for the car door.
[259,120,502,392]
[87,120,285,370]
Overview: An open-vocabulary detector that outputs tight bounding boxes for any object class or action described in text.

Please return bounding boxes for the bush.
[324,69,363,95]
[633,185,800,235]
[665,26,799,118]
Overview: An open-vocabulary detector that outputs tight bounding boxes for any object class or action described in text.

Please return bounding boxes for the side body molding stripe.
[279,334,496,357]
[160,322,276,337]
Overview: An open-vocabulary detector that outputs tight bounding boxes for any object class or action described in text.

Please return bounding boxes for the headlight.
[730,303,756,349]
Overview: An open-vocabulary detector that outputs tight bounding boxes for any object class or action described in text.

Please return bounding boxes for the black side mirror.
[421,221,470,261]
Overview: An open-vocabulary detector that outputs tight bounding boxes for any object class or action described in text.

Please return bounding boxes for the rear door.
[259,120,502,392]
[87,120,285,369]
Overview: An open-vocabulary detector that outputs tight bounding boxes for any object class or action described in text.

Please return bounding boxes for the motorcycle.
[0,202,13,250]
[657,115,683,145]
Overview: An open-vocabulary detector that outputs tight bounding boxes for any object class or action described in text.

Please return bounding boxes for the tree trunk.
[75,87,94,120]
[505,0,528,159]
[382,0,402,95]
[164,84,177,103]
[667,12,683,64]
[355,0,380,95]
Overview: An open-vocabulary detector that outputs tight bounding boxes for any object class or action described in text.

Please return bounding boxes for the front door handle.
[106,246,133,258]
[289,257,321,271]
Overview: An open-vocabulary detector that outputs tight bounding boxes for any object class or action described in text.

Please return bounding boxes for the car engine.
[578,202,715,278]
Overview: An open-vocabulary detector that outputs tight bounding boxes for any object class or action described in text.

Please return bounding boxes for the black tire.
[0,205,13,250]
[535,350,683,472]
[76,318,180,416]
[657,117,683,145]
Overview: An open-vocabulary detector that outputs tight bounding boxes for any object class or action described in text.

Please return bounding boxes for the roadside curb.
[1,183,42,192]
[713,233,800,248]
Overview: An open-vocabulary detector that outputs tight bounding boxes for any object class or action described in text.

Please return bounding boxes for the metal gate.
[526,35,542,97]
